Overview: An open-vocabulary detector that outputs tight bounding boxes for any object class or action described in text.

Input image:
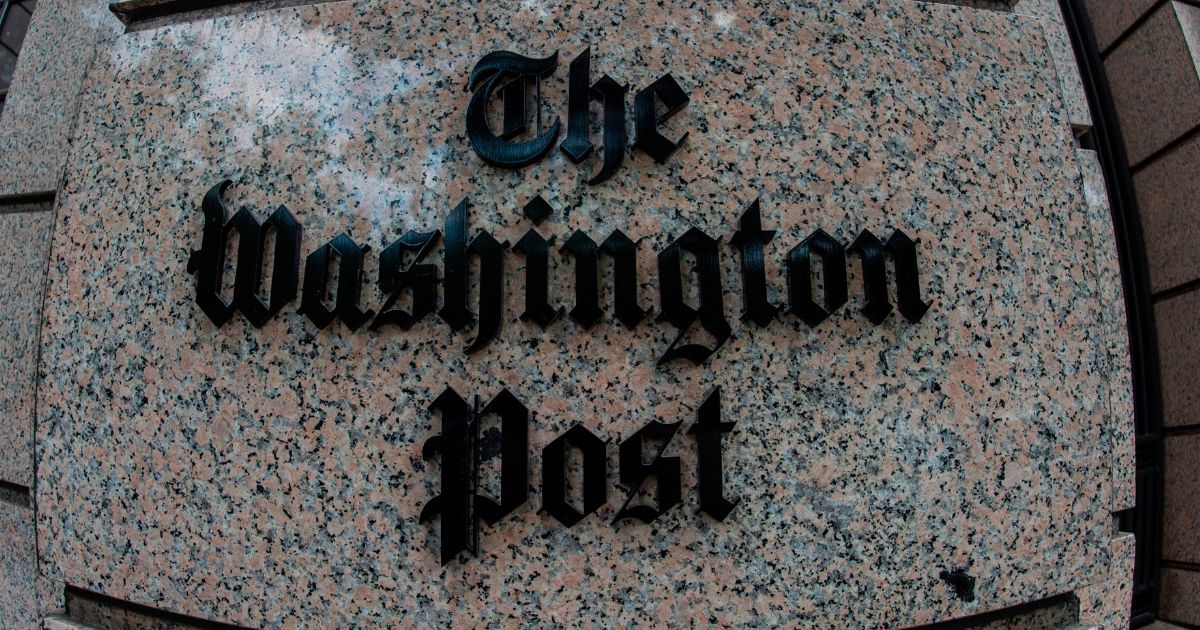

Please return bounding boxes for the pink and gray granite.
[1081,0,1158,53]
[1155,290,1200,429]
[1015,0,1092,128]
[0,1,122,196]
[1077,149,1135,514]
[43,618,99,630]
[0,497,61,628]
[967,598,1078,628]
[0,204,54,487]
[37,0,1127,626]
[1076,531,1135,629]
[1163,434,1200,563]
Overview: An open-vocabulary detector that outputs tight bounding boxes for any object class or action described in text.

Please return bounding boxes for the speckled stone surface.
[0,204,55,487]
[1076,531,1134,630]
[65,590,230,630]
[0,0,122,196]
[1,498,52,629]
[1014,0,1092,128]
[1161,567,1200,626]
[969,598,1078,628]
[115,0,330,31]
[1133,131,1200,294]
[1146,622,1195,630]
[44,617,101,630]
[1081,0,1157,53]
[37,1,1124,626]
[1155,289,1200,428]
[1077,149,1135,513]
[1105,1,1200,167]
[1163,433,1200,563]
[928,0,1016,11]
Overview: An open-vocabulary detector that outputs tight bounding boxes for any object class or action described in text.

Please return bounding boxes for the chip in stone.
[522,195,553,225]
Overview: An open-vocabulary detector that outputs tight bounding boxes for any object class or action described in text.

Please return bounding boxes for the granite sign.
[37,2,1126,626]
[188,184,931,362]
[419,386,738,564]
[187,49,933,564]
[188,50,930,363]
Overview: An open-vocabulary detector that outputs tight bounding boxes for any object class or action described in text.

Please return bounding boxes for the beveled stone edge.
[33,2,1129,627]
[0,480,31,508]
[43,616,100,630]
[109,0,338,29]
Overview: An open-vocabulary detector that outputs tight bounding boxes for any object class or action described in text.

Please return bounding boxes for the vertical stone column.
[1085,0,1200,625]
[1014,3,1139,628]
[0,2,123,196]
[0,2,121,627]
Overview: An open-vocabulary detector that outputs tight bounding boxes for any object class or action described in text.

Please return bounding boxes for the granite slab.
[43,618,100,630]
[1161,568,1200,626]
[1164,433,1200,563]
[1105,1,1200,167]
[1077,148,1135,513]
[0,204,54,487]
[1133,131,1200,294]
[1015,0,1092,128]
[1076,531,1135,630]
[0,1,122,197]
[37,0,1121,626]
[1081,0,1158,53]
[1156,289,1200,428]
[0,496,60,629]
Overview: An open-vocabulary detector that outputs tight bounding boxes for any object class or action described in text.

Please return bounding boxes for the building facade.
[0,0,1194,627]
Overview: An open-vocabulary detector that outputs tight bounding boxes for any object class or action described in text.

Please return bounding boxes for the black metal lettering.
[466,51,561,168]
[439,198,471,331]
[600,229,649,329]
[521,194,554,226]
[560,229,603,328]
[730,199,779,327]
[189,181,238,326]
[849,229,892,324]
[187,180,302,328]
[512,229,561,328]
[475,389,529,525]
[687,387,738,521]
[299,233,374,331]
[420,387,476,565]
[612,420,682,525]
[562,229,651,330]
[560,48,628,185]
[848,229,936,325]
[560,49,595,164]
[633,74,690,164]
[787,228,848,327]
[370,229,440,331]
[885,230,932,323]
[465,231,506,353]
[588,76,629,184]
[498,76,528,139]
[439,199,510,351]
[657,227,730,365]
[541,424,607,527]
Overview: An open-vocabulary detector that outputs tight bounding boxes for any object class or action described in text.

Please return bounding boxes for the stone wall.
[1082,1,1200,624]
[0,1,123,627]
[0,1,1141,627]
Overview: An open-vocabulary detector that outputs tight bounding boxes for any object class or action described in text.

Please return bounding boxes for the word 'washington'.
[188,180,931,365]
[423,386,736,564]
